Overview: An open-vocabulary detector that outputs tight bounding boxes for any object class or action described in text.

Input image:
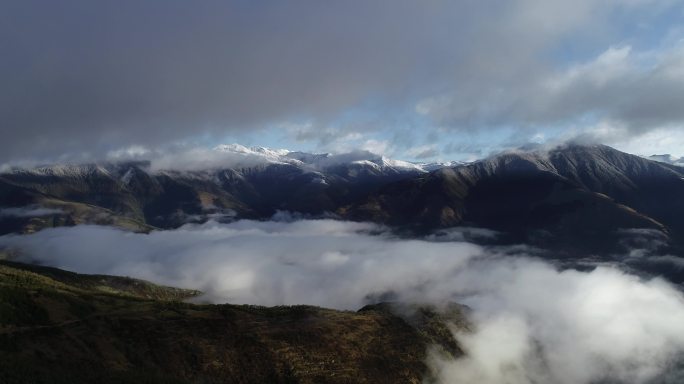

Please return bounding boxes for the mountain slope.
[548,145,684,234]
[343,144,684,254]
[0,260,467,384]
[0,148,438,232]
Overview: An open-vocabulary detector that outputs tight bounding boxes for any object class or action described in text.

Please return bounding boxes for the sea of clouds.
[1,219,684,383]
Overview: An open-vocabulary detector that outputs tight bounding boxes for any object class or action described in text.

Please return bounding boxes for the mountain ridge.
[0,259,467,384]
[343,144,684,256]
[1,143,683,257]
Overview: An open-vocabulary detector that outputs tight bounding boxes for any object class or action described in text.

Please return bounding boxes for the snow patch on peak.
[120,168,135,185]
[214,144,291,162]
[181,145,459,174]
[379,157,428,172]
[350,159,382,170]
[12,164,113,178]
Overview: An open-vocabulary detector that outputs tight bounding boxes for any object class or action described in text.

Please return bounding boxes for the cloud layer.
[1,219,684,383]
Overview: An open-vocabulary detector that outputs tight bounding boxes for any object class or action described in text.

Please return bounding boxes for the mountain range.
[1,143,683,259]
[0,144,459,232]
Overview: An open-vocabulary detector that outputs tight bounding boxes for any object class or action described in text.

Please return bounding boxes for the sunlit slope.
[0,261,467,384]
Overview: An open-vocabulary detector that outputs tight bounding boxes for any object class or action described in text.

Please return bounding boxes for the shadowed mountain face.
[345,144,684,255]
[1,144,684,255]
[0,260,467,384]
[0,158,428,231]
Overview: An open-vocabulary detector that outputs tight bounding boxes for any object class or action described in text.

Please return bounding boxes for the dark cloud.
[0,0,471,160]
[0,0,680,163]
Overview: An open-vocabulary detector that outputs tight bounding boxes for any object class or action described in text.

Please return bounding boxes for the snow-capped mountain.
[4,143,684,261]
[345,143,684,259]
[3,144,463,186]
[0,144,462,231]
[212,143,461,173]
[4,144,463,181]
[214,144,292,164]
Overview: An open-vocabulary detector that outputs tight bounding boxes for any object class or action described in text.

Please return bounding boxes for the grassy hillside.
[0,261,468,384]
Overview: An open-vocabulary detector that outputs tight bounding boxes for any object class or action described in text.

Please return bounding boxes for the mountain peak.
[208,144,455,173]
[213,143,292,161]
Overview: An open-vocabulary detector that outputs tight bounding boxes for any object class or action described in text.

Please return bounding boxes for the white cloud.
[360,139,390,156]
[427,259,684,384]
[417,38,684,158]
[148,145,281,172]
[0,220,480,308]
[101,142,416,173]
[608,127,684,159]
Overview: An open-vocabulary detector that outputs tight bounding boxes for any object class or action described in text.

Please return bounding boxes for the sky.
[2,0,684,164]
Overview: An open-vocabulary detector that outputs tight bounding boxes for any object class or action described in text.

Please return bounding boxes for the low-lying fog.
[2,219,684,384]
